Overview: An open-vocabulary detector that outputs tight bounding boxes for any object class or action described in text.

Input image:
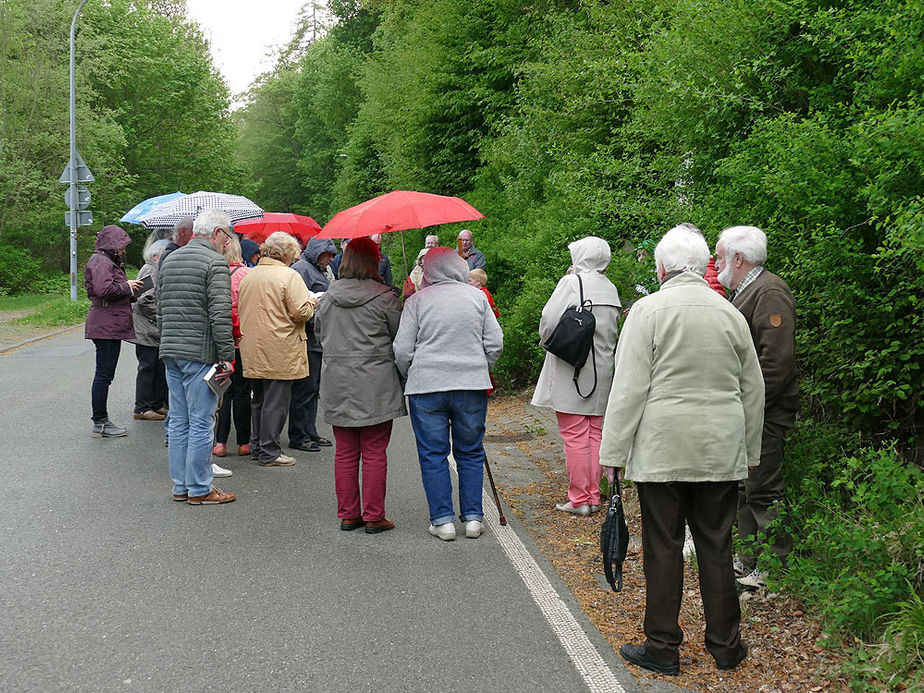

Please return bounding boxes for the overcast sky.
[185,0,312,98]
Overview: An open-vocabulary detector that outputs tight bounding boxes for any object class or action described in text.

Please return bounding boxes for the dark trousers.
[91,338,121,422]
[251,379,293,463]
[288,349,322,444]
[134,344,167,413]
[738,419,793,570]
[636,481,745,665]
[216,348,251,445]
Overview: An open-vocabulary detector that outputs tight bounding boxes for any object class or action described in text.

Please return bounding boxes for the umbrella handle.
[400,229,409,279]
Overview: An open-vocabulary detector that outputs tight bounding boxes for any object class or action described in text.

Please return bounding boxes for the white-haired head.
[144,239,170,264]
[654,224,709,277]
[192,209,231,239]
[172,217,194,244]
[718,225,767,265]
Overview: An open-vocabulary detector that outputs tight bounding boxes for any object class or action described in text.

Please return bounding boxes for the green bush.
[0,245,45,294]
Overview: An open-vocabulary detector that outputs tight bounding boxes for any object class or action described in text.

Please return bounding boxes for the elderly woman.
[213,235,252,459]
[238,232,316,467]
[85,225,143,437]
[314,238,406,534]
[531,236,622,516]
[129,238,169,421]
[394,247,504,541]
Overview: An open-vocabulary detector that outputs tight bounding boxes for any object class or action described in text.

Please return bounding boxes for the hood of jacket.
[327,277,394,309]
[95,225,131,254]
[301,238,337,266]
[569,236,611,274]
[421,247,468,288]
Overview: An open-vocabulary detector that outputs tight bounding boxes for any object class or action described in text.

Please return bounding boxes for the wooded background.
[1,1,922,685]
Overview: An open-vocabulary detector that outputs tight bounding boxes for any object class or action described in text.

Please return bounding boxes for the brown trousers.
[636,481,745,665]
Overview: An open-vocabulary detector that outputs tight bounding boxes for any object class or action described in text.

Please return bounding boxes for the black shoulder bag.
[540,274,597,398]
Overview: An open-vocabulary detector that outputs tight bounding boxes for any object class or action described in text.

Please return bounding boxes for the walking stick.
[483,453,507,526]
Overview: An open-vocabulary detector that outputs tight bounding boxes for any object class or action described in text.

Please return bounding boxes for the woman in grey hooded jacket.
[531,236,622,516]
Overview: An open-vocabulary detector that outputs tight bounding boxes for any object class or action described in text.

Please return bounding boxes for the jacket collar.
[660,270,709,290]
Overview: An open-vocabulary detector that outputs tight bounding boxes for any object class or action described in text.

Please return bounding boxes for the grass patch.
[0,293,57,313]
[11,295,89,327]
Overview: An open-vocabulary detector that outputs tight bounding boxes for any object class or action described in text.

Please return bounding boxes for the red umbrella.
[317,190,484,272]
[234,212,322,245]
[317,190,484,239]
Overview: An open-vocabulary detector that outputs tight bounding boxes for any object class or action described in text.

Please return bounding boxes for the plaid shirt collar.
[732,265,764,299]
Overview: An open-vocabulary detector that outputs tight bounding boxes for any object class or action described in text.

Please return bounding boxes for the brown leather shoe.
[340,517,366,531]
[187,487,236,505]
[172,493,188,502]
[134,409,166,421]
[365,518,395,534]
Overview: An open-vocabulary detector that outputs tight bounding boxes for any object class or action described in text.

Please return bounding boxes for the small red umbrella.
[234,212,322,245]
[317,190,484,271]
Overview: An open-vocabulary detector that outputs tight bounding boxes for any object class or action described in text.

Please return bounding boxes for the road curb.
[0,324,83,355]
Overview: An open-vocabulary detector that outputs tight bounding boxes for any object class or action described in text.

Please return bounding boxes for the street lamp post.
[66,0,91,302]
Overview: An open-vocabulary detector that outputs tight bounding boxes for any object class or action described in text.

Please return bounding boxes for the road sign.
[58,150,94,183]
[65,185,91,209]
[65,210,93,227]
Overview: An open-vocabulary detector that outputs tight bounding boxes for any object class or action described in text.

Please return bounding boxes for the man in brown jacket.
[716,225,798,589]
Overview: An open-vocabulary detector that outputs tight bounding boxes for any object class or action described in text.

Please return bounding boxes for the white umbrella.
[136,191,264,229]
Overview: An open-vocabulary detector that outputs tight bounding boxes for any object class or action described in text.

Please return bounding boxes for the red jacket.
[704,256,727,298]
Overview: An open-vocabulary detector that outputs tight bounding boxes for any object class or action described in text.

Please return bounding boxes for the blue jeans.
[408,390,487,525]
[164,358,218,497]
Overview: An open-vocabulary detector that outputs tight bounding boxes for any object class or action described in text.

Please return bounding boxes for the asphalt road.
[0,330,649,693]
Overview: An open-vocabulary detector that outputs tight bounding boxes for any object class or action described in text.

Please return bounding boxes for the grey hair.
[192,209,231,239]
[654,224,710,276]
[144,239,170,264]
[718,225,768,265]
[260,231,301,264]
[171,216,194,242]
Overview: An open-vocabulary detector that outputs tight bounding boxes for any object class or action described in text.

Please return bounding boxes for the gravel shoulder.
[484,393,848,692]
[0,313,81,352]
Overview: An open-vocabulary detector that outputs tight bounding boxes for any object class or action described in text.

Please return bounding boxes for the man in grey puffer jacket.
[157,209,236,505]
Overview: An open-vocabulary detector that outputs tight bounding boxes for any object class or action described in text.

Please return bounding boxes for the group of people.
[530,223,796,677]
[84,213,502,536]
[85,214,796,675]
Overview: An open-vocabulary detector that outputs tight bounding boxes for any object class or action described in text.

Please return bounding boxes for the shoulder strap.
[229,266,241,277]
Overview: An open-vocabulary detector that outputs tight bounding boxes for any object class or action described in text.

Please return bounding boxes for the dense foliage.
[0,0,239,283]
[235,1,924,685]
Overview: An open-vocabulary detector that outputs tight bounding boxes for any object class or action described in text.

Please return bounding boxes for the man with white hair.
[157,217,193,269]
[457,229,485,270]
[158,209,237,505]
[715,225,798,589]
[600,224,764,676]
[424,234,439,249]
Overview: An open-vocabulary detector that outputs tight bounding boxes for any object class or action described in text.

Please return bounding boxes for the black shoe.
[619,644,679,676]
[309,436,332,447]
[290,440,321,452]
[716,643,748,670]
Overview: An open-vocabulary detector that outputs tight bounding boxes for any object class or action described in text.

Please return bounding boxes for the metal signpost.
[61,0,92,302]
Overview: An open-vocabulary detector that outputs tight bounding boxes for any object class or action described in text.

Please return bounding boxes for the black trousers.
[91,338,121,422]
[250,379,293,463]
[738,418,793,570]
[636,481,745,665]
[134,344,167,413]
[216,348,251,445]
[288,348,322,444]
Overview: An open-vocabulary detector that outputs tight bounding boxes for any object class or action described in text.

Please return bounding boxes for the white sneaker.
[737,567,767,590]
[464,520,484,538]
[555,501,591,516]
[733,556,747,577]
[429,523,456,541]
[212,462,233,478]
[682,525,696,561]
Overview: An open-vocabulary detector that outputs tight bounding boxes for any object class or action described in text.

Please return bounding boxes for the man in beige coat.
[239,232,316,467]
[599,225,765,676]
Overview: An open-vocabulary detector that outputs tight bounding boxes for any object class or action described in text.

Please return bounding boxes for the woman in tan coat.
[238,232,316,467]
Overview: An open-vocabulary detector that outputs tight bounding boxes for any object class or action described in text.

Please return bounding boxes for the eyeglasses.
[218,227,234,246]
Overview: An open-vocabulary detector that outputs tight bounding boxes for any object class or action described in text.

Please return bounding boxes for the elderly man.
[715,225,798,589]
[425,234,439,249]
[157,209,236,505]
[457,229,485,270]
[289,237,337,452]
[158,217,193,269]
[600,224,764,676]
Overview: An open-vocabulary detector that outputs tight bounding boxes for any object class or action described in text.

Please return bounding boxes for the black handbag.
[600,474,629,592]
[540,274,597,398]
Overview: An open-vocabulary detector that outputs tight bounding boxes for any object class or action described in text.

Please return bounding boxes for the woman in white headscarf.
[531,236,622,516]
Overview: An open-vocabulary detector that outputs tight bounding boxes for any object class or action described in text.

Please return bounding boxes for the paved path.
[0,330,648,693]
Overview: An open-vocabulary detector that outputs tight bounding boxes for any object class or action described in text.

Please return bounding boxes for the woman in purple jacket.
[84,225,142,437]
